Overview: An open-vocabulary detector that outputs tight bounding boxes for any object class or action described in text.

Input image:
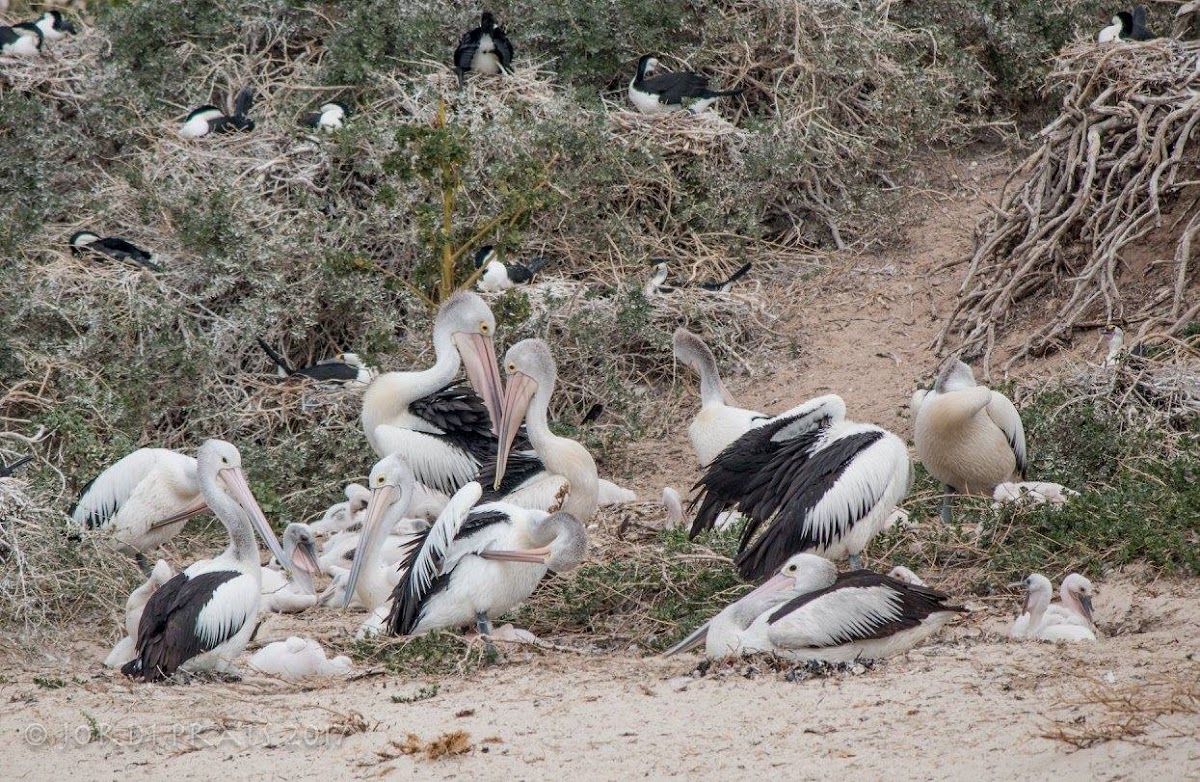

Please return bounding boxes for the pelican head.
[671,328,712,373]
[283,523,321,576]
[1008,573,1053,617]
[435,292,505,428]
[196,439,287,566]
[661,487,684,530]
[887,565,925,586]
[933,358,976,393]
[346,482,371,516]
[1061,573,1096,624]
[533,511,588,571]
[494,338,557,490]
[342,455,416,608]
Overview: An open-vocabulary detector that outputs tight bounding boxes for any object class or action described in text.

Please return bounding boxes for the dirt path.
[5,151,1198,779]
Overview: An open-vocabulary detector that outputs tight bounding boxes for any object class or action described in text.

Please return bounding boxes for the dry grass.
[1073,339,1200,434]
[1042,670,1200,749]
[941,40,1200,370]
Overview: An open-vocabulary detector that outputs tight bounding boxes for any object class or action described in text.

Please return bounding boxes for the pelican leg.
[940,487,954,525]
[476,612,498,660]
[848,553,863,571]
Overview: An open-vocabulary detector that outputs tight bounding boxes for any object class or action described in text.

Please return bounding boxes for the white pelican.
[672,328,768,466]
[667,553,966,661]
[913,360,1027,523]
[887,565,926,586]
[122,440,285,681]
[248,636,352,680]
[493,339,600,522]
[341,455,428,635]
[309,483,371,537]
[689,394,911,578]
[260,523,323,614]
[70,448,208,561]
[662,487,685,530]
[1010,573,1097,641]
[362,292,507,494]
[384,481,588,653]
[104,560,175,668]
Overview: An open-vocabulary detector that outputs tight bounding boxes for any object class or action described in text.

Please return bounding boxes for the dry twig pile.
[941,41,1200,370]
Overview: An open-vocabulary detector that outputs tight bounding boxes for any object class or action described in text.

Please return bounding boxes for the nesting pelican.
[667,554,966,661]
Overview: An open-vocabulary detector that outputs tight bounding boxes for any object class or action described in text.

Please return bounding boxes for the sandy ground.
[5,151,1199,779]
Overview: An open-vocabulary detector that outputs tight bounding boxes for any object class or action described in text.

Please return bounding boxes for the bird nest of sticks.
[0,27,107,101]
[1074,338,1200,435]
[0,477,135,649]
[606,104,749,157]
[940,40,1200,371]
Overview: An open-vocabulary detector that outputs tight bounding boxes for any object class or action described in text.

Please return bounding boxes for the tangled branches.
[941,40,1200,371]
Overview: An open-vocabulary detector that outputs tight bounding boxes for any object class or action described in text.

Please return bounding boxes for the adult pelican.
[70,448,208,560]
[260,523,323,614]
[384,481,587,652]
[493,339,601,522]
[689,394,910,579]
[913,359,1027,523]
[1009,573,1096,642]
[122,440,285,681]
[672,328,767,466]
[362,292,506,494]
[667,554,965,661]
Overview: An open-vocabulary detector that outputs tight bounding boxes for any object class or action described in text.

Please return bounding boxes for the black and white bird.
[628,55,743,115]
[256,338,374,385]
[665,553,966,661]
[474,246,547,294]
[1098,5,1155,42]
[301,101,349,132]
[69,230,162,272]
[1,22,43,56]
[689,394,911,579]
[385,480,588,653]
[0,455,33,478]
[643,259,752,296]
[453,11,514,85]
[30,10,76,41]
[179,87,255,138]
[122,440,285,682]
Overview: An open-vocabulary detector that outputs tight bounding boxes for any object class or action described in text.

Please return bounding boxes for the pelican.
[667,554,966,661]
[309,483,371,537]
[104,560,175,668]
[913,360,1027,523]
[493,339,600,522]
[70,448,208,561]
[689,394,910,579]
[887,565,926,586]
[385,481,588,653]
[662,487,685,530]
[672,328,768,466]
[362,292,507,495]
[248,637,352,680]
[260,523,323,613]
[122,440,285,681]
[341,455,429,636]
[1010,573,1097,642]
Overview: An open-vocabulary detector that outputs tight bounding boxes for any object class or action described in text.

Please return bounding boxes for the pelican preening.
[362,292,506,494]
[912,359,1027,524]
[672,328,767,467]
[1010,573,1097,642]
[690,394,911,578]
[104,560,176,668]
[667,554,965,661]
[384,480,588,652]
[122,440,282,681]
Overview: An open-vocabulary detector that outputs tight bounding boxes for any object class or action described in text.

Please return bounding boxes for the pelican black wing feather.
[386,509,509,635]
[733,431,885,581]
[122,571,241,681]
[476,448,545,502]
[410,382,494,445]
[766,571,966,645]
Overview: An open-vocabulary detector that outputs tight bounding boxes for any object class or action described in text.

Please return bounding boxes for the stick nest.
[941,40,1200,371]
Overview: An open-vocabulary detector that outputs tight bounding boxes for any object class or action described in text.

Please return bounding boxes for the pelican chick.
[913,359,1027,523]
[1010,573,1097,642]
[260,523,323,614]
[104,560,175,668]
[248,637,352,680]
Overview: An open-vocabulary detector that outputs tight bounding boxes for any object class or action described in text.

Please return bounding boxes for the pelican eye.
[507,363,516,372]
[479,322,490,334]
